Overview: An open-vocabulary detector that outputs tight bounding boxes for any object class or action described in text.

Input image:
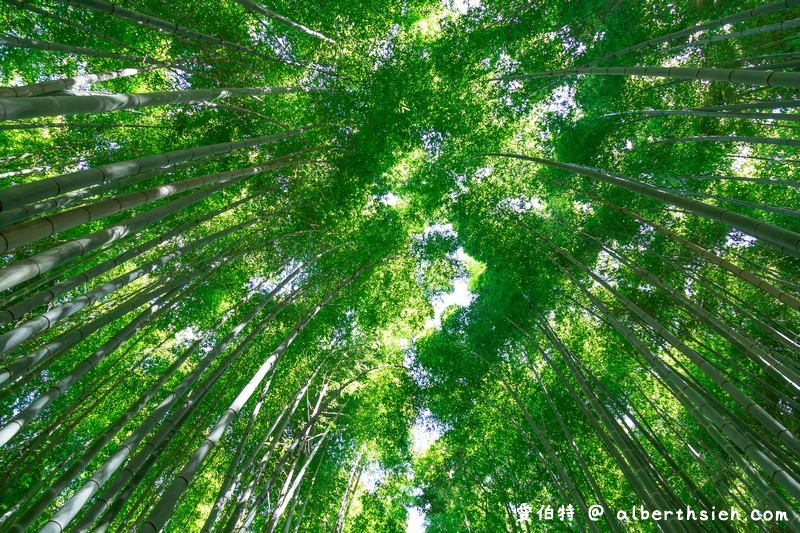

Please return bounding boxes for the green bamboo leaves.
[2,0,800,530]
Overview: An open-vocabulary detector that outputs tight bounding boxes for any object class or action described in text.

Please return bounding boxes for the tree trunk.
[332,452,364,533]
[542,252,800,523]
[528,223,800,459]
[669,189,800,219]
[0,219,264,358]
[0,254,222,448]
[499,66,800,90]
[606,108,800,123]
[137,262,373,532]
[66,0,299,65]
[586,0,800,65]
[0,123,322,211]
[200,352,329,532]
[667,18,800,54]
[538,239,800,511]
[3,0,132,48]
[0,191,280,326]
[0,155,305,252]
[0,64,168,98]
[266,429,330,532]
[232,0,335,43]
[651,135,800,149]
[481,153,800,257]
[36,250,330,532]
[4,302,236,529]
[0,35,160,64]
[0,173,260,292]
[0,86,321,121]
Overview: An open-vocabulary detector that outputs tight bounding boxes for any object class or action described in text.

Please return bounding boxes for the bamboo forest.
[2,0,800,531]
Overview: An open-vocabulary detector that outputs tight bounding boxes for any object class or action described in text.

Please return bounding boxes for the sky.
[426,274,475,329]
[406,410,444,533]
[406,260,473,532]
[407,507,427,532]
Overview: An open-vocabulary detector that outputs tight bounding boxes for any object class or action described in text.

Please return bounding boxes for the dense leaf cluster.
[0,0,799,531]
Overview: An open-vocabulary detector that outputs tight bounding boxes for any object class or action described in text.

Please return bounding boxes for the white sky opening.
[407,506,426,532]
[411,408,445,455]
[406,226,480,531]
[426,246,476,329]
[406,409,448,532]
[725,229,757,248]
[360,460,385,493]
[378,191,402,206]
[443,0,482,15]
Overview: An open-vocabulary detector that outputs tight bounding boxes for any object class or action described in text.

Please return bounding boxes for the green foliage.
[1,0,799,531]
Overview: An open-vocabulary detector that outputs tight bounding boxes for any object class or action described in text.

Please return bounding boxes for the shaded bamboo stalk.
[0,35,162,64]
[0,154,306,253]
[0,219,261,358]
[3,0,131,48]
[531,225,800,489]
[649,135,800,149]
[666,18,800,54]
[0,86,323,121]
[138,260,376,532]
[232,0,335,43]
[34,256,313,533]
[2,270,247,530]
[0,192,279,326]
[0,123,323,212]
[604,108,800,122]
[0,122,165,130]
[479,153,800,257]
[66,0,299,65]
[496,66,800,90]
[586,0,800,65]
[0,63,169,98]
